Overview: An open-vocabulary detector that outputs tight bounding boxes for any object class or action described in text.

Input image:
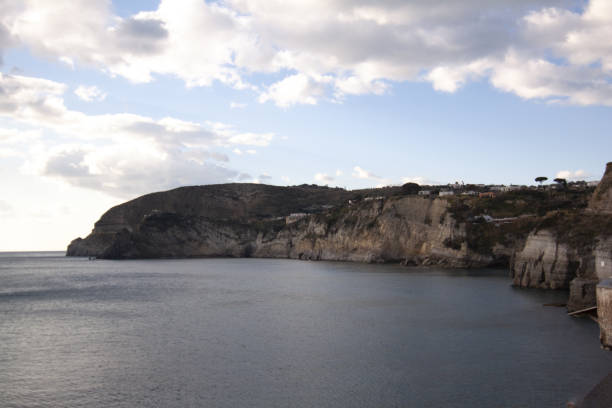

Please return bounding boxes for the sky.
[0,0,611,250]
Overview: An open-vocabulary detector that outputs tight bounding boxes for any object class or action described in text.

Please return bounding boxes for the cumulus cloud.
[314,172,334,183]
[251,173,272,183]
[74,85,106,102]
[352,166,391,186]
[259,73,328,107]
[230,101,247,109]
[555,169,589,181]
[0,73,274,198]
[1,0,611,106]
[400,176,440,186]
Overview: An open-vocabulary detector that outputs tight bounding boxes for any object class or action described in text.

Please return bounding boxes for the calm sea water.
[1,252,611,407]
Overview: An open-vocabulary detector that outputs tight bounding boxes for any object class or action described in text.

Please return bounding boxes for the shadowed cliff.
[68,163,612,311]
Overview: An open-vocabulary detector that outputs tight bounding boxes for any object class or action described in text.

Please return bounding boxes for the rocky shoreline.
[68,163,612,314]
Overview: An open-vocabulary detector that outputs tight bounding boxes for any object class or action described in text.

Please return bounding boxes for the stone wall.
[597,280,612,350]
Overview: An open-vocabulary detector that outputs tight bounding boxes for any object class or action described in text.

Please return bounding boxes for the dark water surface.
[1,253,611,407]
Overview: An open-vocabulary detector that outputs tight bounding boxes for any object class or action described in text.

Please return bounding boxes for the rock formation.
[589,162,612,214]
[69,192,497,267]
[511,163,612,311]
[68,163,612,312]
[597,280,612,350]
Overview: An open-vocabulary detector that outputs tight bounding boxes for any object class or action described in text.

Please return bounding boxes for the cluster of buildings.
[416,179,599,198]
[418,184,519,198]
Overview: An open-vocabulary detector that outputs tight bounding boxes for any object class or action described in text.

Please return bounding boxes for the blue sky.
[0,0,611,250]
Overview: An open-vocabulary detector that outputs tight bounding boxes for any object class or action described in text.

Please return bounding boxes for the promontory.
[68,162,612,313]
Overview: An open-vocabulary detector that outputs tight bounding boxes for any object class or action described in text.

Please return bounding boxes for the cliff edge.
[511,163,612,310]
[68,163,612,312]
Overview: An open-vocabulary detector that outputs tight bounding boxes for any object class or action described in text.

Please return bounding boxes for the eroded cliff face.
[254,197,494,266]
[67,162,612,313]
[67,183,355,257]
[510,230,603,311]
[589,162,612,214]
[69,195,498,267]
[510,163,612,311]
[511,230,576,290]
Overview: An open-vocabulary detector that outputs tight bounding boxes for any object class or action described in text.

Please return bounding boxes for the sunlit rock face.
[511,230,575,290]
[589,162,612,214]
[510,162,612,311]
[68,191,493,267]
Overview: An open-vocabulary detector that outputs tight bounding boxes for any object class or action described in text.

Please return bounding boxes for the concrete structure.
[285,213,308,224]
[597,279,612,350]
[364,196,384,201]
[439,190,454,197]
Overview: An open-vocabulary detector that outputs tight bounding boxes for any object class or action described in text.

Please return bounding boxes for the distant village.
[283,179,599,226]
[412,179,600,199]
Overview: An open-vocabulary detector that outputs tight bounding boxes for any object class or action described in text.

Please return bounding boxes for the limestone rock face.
[510,230,610,311]
[509,162,612,311]
[511,230,576,290]
[255,196,493,267]
[589,162,612,214]
[67,183,354,257]
[67,161,612,312]
[597,280,612,350]
[68,187,500,267]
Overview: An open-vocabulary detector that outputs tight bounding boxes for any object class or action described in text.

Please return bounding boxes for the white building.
[285,213,308,224]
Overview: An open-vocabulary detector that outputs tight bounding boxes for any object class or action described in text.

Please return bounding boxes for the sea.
[1,252,611,407]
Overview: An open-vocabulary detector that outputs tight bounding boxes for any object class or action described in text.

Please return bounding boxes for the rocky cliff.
[68,163,612,311]
[589,162,612,214]
[511,163,612,311]
[67,183,356,257]
[69,193,499,267]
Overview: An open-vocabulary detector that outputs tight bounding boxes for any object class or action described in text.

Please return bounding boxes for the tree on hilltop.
[553,178,567,189]
[535,176,548,187]
[401,182,421,195]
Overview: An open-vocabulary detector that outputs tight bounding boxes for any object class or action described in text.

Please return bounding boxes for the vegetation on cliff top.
[445,188,595,255]
[535,211,612,251]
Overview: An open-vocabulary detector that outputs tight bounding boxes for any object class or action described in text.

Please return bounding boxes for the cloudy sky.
[1,0,611,250]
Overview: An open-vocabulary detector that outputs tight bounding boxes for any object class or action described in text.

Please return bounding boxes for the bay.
[1,253,610,407]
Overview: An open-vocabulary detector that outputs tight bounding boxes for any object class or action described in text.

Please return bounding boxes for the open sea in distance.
[1,252,611,407]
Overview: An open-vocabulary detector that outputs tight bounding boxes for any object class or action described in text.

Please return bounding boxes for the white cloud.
[230,101,247,109]
[555,169,589,180]
[252,172,271,183]
[400,176,439,186]
[314,172,334,183]
[353,166,377,180]
[281,175,290,183]
[74,85,106,102]
[0,73,274,198]
[59,56,74,68]
[2,0,612,106]
[352,166,391,186]
[335,169,343,177]
[259,73,328,107]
